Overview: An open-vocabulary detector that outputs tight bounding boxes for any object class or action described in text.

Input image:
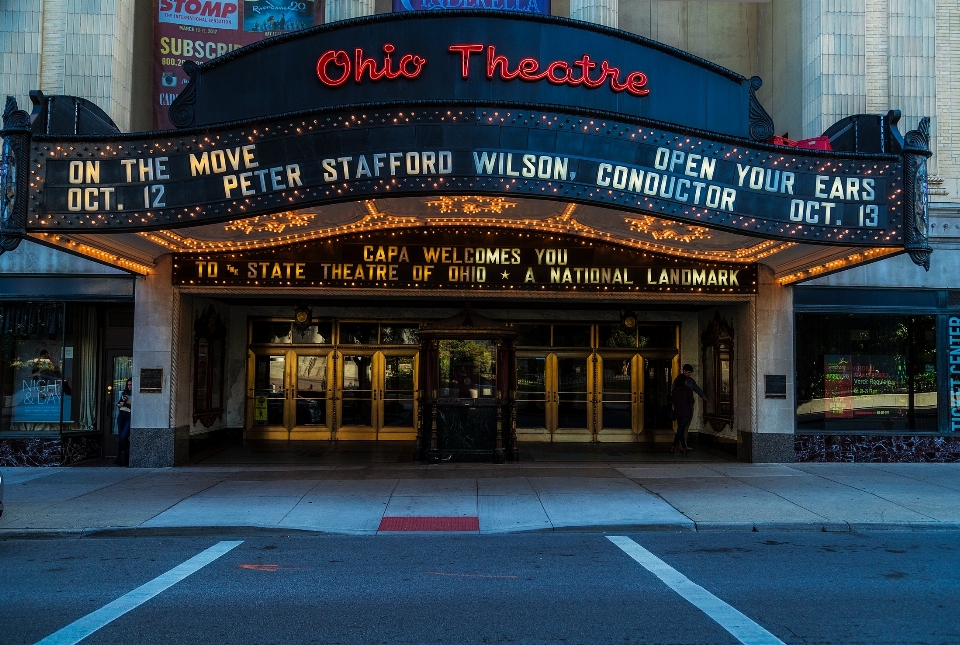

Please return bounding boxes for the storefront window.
[795,314,937,432]
[0,303,98,434]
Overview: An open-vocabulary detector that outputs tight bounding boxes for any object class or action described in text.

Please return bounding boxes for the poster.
[823,354,852,419]
[12,340,72,423]
[154,0,323,130]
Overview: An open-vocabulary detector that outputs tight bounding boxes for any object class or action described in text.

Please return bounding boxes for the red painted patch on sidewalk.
[378,516,480,531]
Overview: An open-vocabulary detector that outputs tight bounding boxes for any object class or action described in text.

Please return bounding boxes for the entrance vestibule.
[246,320,419,441]
[244,315,681,452]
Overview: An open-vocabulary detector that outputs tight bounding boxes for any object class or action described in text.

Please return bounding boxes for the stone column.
[570,0,617,29]
[130,254,189,467]
[325,0,375,23]
[742,264,795,462]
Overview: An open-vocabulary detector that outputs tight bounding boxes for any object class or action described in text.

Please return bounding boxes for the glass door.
[248,350,333,439]
[644,358,676,431]
[379,352,418,440]
[249,352,288,439]
[337,352,377,439]
[516,354,550,439]
[335,350,418,440]
[597,354,643,440]
[292,352,332,439]
[101,351,132,457]
[554,354,593,440]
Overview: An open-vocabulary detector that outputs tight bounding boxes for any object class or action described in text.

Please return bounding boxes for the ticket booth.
[417,310,517,464]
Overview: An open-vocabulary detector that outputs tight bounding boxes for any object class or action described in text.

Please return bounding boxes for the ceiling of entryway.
[29,196,900,284]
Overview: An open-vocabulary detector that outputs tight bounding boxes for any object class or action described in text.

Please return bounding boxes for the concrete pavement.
[2,461,960,537]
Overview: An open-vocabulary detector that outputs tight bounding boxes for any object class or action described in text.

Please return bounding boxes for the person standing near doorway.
[681,363,708,405]
[670,373,693,454]
[115,378,132,466]
[671,364,708,454]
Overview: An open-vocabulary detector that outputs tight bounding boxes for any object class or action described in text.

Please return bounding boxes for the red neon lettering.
[356,47,388,81]
[351,44,426,83]
[470,47,650,97]
[486,46,520,80]
[448,44,484,78]
[545,61,569,85]
[316,50,350,87]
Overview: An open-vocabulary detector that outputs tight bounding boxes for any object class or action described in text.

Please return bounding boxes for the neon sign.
[316,42,649,97]
[316,45,427,85]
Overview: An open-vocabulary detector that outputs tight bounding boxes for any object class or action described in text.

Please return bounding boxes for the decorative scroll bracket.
[169,60,199,129]
[0,96,30,255]
[902,117,933,270]
[748,76,775,142]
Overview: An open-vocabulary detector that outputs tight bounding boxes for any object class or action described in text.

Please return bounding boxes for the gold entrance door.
[248,350,333,440]
[515,352,594,441]
[291,351,332,439]
[335,350,418,440]
[597,354,644,441]
[515,353,551,441]
[552,353,594,441]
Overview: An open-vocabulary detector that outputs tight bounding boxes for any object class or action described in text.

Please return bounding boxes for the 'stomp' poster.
[154,0,323,130]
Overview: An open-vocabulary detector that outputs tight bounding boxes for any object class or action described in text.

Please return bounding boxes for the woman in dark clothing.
[670,373,694,454]
[115,378,132,466]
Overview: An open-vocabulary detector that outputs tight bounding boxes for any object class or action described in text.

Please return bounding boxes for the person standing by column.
[670,372,694,454]
[115,378,132,466]
[680,363,709,450]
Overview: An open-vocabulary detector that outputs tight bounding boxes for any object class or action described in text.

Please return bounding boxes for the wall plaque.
[765,374,787,399]
[140,368,163,394]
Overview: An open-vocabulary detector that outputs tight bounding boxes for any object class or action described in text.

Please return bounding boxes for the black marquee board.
[0,12,932,261]
[172,228,759,294]
[27,106,903,245]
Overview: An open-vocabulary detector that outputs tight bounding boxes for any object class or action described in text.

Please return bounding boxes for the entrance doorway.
[101,350,132,456]
[337,350,418,440]
[246,320,419,440]
[514,323,679,442]
[248,349,333,440]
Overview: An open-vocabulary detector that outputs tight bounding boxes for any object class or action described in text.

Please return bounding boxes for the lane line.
[607,536,786,645]
[34,541,243,645]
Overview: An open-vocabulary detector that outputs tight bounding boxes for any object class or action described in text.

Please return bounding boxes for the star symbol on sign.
[501,271,510,279]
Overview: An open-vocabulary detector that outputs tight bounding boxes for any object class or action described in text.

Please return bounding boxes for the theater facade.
[1,11,955,466]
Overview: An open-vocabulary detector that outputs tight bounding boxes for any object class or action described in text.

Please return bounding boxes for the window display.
[796,314,937,431]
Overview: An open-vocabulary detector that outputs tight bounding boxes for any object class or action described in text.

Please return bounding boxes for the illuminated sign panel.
[172,230,758,292]
[29,107,901,244]
[168,13,755,136]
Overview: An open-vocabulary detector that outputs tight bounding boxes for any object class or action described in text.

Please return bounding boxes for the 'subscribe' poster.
[154,0,323,130]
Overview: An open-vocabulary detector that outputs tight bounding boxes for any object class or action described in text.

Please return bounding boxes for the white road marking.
[607,536,786,645]
[34,540,243,645]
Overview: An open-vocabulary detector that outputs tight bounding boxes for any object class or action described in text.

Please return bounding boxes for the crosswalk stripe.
[34,541,243,645]
[608,536,786,645]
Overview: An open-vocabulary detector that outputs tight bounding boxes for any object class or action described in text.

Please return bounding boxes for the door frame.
[596,352,644,442]
[335,349,419,440]
[100,350,132,457]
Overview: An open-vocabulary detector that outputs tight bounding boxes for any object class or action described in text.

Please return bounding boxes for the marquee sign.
[0,13,933,267]
[166,12,762,136]
[172,229,759,293]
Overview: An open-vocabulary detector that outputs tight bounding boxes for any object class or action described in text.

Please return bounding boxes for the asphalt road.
[2,531,958,645]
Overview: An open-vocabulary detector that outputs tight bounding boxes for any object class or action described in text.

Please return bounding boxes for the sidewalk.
[2,461,959,537]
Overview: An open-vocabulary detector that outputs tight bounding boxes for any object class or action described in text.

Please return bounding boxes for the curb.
[4,521,960,539]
